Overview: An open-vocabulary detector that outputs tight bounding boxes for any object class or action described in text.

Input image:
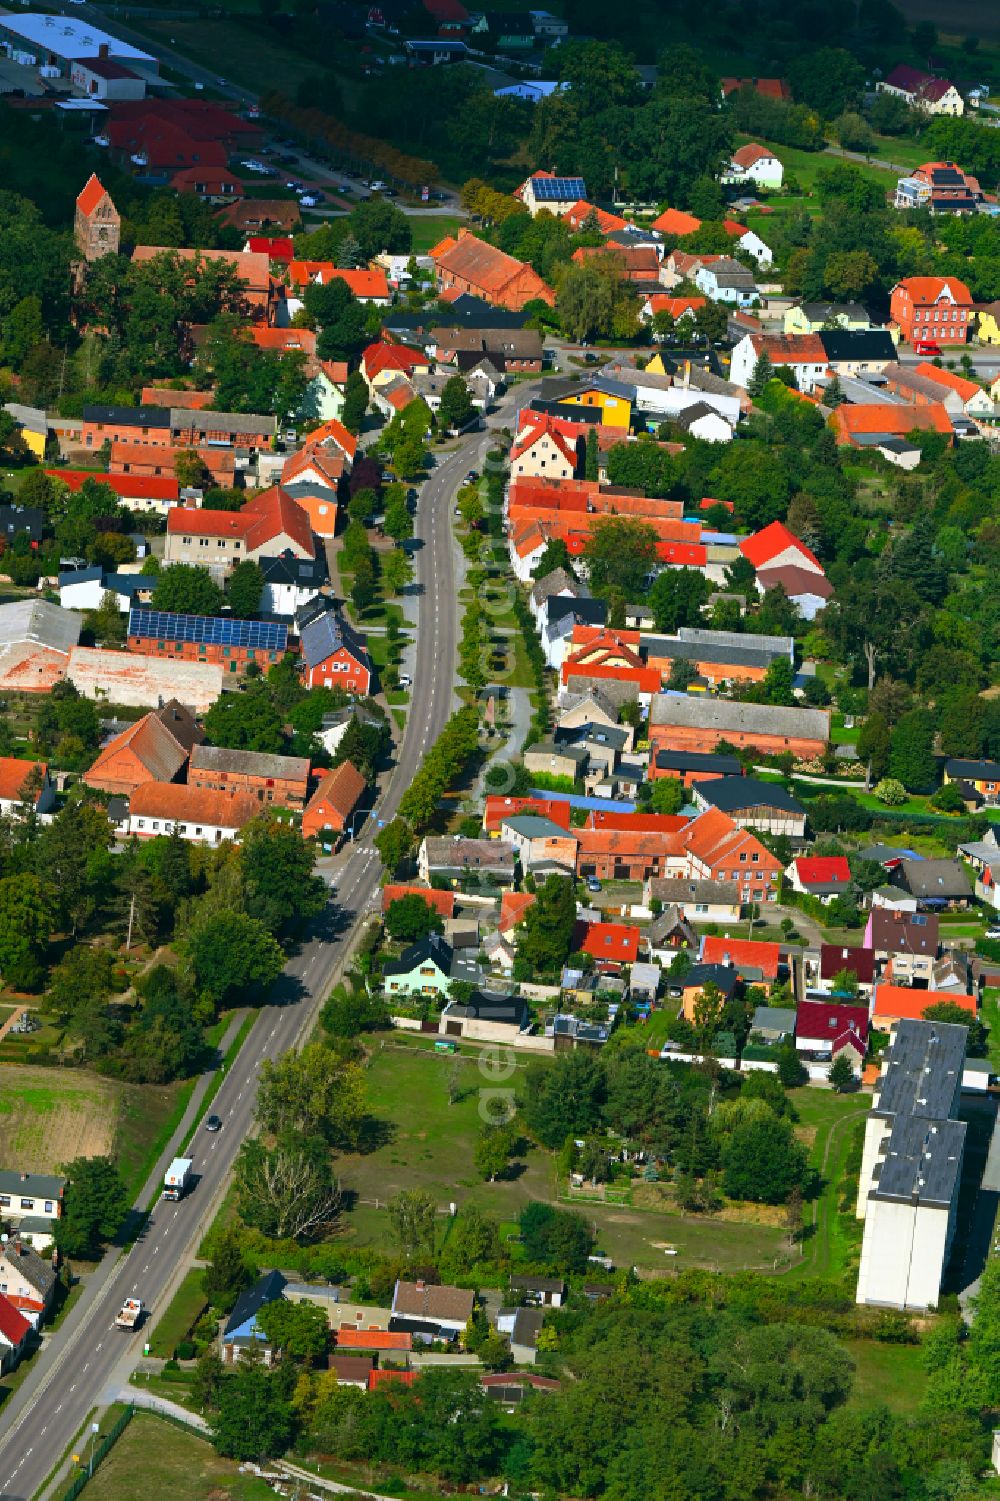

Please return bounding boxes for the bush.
[175,1340,196,1361]
[873,778,907,806]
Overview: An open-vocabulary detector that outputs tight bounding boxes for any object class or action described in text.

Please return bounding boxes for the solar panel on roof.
[129,607,288,653]
[532,177,586,201]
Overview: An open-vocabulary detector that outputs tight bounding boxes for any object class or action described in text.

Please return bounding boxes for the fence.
[59,1405,134,1501]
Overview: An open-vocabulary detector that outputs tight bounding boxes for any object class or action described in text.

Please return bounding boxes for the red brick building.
[188,745,311,807]
[575,828,676,882]
[83,701,202,796]
[648,696,829,760]
[302,760,367,843]
[432,230,555,311]
[889,275,973,346]
[127,608,291,674]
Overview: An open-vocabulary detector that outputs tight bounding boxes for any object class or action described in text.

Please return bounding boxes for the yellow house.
[784,302,874,337]
[977,304,1000,346]
[555,379,631,430]
[4,404,47,460]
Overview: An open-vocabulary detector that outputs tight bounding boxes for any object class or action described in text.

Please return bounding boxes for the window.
[739,852,747,863]
[44,1201,53,1213]
[751,852,759,862]
[0,1196,9,1208]
[20,1199,33,1210]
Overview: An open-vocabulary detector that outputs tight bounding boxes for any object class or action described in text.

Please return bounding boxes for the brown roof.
[329,1354,375,1382]
[756,564,833,600]
[129,782,259,828]
[155,700,204,753]
[435,232,552,303]
[306,760,366,822]
[393,1280,474,1323]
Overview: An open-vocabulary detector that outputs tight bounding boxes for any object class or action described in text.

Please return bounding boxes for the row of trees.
[375,706,481,873]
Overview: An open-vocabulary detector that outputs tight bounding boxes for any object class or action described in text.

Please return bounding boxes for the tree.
[474,1124,516,1182]
[174,448,210,489]
[857,711,890,783]
[212,1364,294,1461]
[56,1156,129,1258]
[235,1132,342,1240]
[342,370,369,433]
[386,893,443,942]
[255,1298,330,1361]
[748,349,774,397]
[241,814,326,933]
[515,874,577,979]
[438,375,474,431]
[256,1042,366,1148]
[152,564,223,616]
[924,1001,987,1057]
[648,568,707,634]
[383,488,413,543]
[889,709,937,792]
[584,426,599,482]
[444,1205,502,1274]
[203,1227,257,1313]
[303,279,367,361]
[518,1200,592,1273]
[582,516,658,598]
[227,560,264,619]
[721,1114,807,1203]
[828,1055,855,1092]
[521,1050,606,1149]
[189,910,284,1007]
[381,547,413,599]
[648,777,683,816]
[375,816,413,875]
[388,1188,437,1259]
[203,683,284,754]
[555,254,638,343]
[873,777,907,806]
[0,871,55,989]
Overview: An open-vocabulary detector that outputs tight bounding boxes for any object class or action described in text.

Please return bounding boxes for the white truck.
[115,1297,144,1331]
[162,1157,194,1201]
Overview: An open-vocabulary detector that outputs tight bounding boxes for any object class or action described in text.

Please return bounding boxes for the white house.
[730,227,774,268]
[0,1170,66,1251]
[694,258,759,307]
[730,332,830,394]
[0,757,55,819]
[127,784,258,844]
[724,143,784,190]
[672,402,733,443]
[258,555,329,618]
[517,172,587,217]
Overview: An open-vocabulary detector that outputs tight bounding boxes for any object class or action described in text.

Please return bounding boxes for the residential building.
[418,836,515,886]
[668,806,784,906]
[646,906,698,961]
[674,961,739,1022]
[691,776,806,837]
[74,174,120,263]
[816,943,876,993]
[391,1280,474,1338]
[721,77,790,101]
[944,757,1000,803]
[500,813,578,874]
[856,1019,967,1311]
[433,230,555,310]
[648,694,829,760]
[517,172,587,217]
[889,276,973,346]
[0,1296,31,1375]
[877,65,964,115]
[0,1239,57,1325]
[890,858,973,909]
[794,998,869,1063]
[509,1275,565,1307]
[575,828,676,883]
[127,783,259,843]
[523,741,588,782]
[701,935,780,990]
[650,207,702,236]
[870,984,975,1030]
[485,796,572,835]
[786,855,852,903]
[438,989,531,1042]
[189,745,310,808]
[297,601,371,694]
[67,647,224,713]
[723,142,783,189]
[259,554,330,618]
[52,468,180,516]
[58,569,153,617]
[221,1270,286,1365]
[510,412,584,481]
[0,1171,65,1250]
[864,908,939,984]
[360,341,431,392]
[830,399,953,449]
[84,701,201,796]
[382,885,456,920]
[130,247,272,320]
[496,1305,545,1363]
[783,301,874,336]
[301,760,367,844]
[0,758,53,820]
[693,257,758,307]
[894,160,984,213]
[164,488,314,579]
[580,921,640,970]
[127,606,289,674]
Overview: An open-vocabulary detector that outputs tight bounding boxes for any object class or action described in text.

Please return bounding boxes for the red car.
[914,340,942,356]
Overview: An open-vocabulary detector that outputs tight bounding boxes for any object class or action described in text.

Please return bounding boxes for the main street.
[0,396,525,1499]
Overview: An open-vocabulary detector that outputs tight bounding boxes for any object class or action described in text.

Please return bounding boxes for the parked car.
[914,340,942,356]
[586,876,601,893]
[986,927,1000,940]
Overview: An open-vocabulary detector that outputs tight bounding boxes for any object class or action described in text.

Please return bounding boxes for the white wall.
[856,1197,950,1310]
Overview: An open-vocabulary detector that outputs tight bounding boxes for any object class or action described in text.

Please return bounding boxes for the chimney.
[19,1173,27,1183]
[99,41,109,57]
[415,1279,426,1292]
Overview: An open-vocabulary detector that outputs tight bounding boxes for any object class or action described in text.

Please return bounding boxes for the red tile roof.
[585,811,687,834]
[795,999,869,1046]
[564,200,629,234]
[0,757,46,804]
[794,856,850,887]
[499,890,536,933]
[872,985,976,1022]
[362,342,428,381]
[731,143,776,170]
[246,235,295,260]
[651,208,702,236]
[580,921,640,964]
[249,326,317,356]
[130,782,259,828]
[303,417,357,461]
[382,884,456,918]
[484,795,571,833]
[892,275,973,307]
[913,362,983,401]
[51,469,180,503]
[645,294,706,319]
[131,245,270,294]
[368,1368,418,1389]
[336,1327,412,1350]
[434,231,554,307]
[739,519,822,573]
[76,173,109,217]
[0,1293,30,1348]
[721,77,790,100]
[166,487,315,557]
[305,760,366,825]
[701,935,780,979]
[511,412,583,469]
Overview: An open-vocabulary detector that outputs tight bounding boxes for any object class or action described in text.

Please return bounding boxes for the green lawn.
[786,1087,871,1284]
[842,1338,928,1416]
[81,1413,275,1501]
[408,215,464,253]
[147,1268,209,1358]
[983,991,1000,1072]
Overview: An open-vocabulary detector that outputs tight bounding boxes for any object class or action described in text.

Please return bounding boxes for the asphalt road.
[0,412,511,1500]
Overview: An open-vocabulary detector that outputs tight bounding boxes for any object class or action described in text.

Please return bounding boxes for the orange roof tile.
[306,760,366,823]
[893,276,972,307]
[645,294,705,318]
[0,757,47,803]
[434,231,554,306]
[585,811,687,833]
[131,245,269,294]
[335,1328,412,1350]
[872,985,975,1022]
[564,200,629,234]
[913,362,983,401]
[831,401,953,440]
[499,890,536,933]
[130,782,258,828]
[248,326,317,355]
[85,714,188,789]
[382,884,456,918]
[731,143,776,170]
[702,934,780,979]
[304,417,357,461]
[76,173,109,217]
[651,208,702,236]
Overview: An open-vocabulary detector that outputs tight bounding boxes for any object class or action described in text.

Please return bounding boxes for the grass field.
[842,1338,928,1415]
[0,1067,120,1170]
[408,215,464,253]
[339,1039,788,1273]
[147,1267,209,1358]
[786,1087,871,1284]
[82,1413,275,1501]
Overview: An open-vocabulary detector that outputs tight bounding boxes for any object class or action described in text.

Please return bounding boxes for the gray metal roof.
[649,694,829,740]
[874,1017,967,1123]
[0,1169,66,1198]
[0,600,82,655]
[190,744,309,780]
[873,1113,965,1207]
[693,775,805,817]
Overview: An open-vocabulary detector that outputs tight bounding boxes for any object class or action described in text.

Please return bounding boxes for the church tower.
[74,174,120,262]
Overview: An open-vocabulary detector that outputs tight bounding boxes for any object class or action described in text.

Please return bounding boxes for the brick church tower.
[74,174,120,263]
